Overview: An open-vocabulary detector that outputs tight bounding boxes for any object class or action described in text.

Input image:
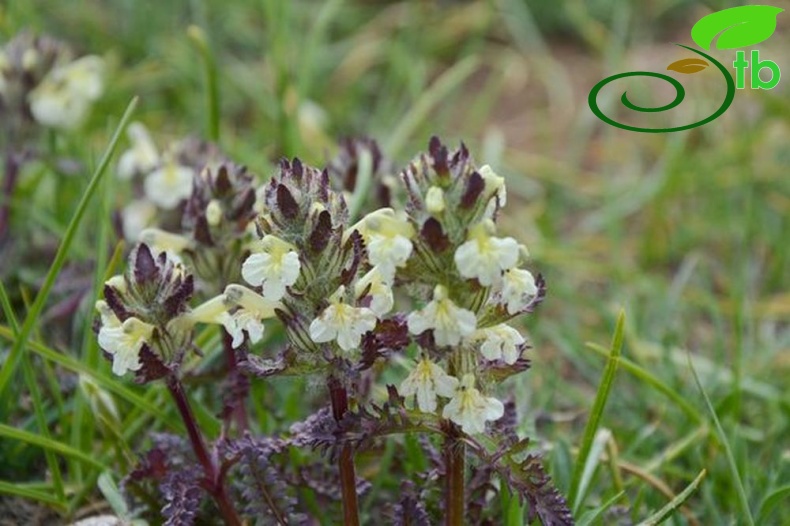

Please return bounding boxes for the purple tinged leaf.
[193,215,213,246]
[420,218,450,252]
[309,210,333,253]
[133,243,158,285]
[276,184,299,220]
[460,171,485,209]
[103,284,130,321]
[214,164,232,195]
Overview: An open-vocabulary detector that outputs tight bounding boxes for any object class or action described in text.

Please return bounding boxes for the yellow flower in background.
[144,158,194,209]
[28,55,104,129]
[117,122,160,180]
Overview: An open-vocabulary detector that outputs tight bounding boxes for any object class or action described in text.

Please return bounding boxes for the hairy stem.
[166,375,242,526]
[444,426,465,526]
[221,329,249,433]
[328,376,360,526]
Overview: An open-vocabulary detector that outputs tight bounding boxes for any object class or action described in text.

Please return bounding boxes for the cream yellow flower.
[309,286,378,351]
[29,55,104,129]
[473,324,525,364]
[117,122,160,180]
[350,208,414,278]
[144,159,194,210]
[354,266,394,317]
[498,268,538,315]
[454,220,519,286]
[407,285,477,346]
[442,374,504,434]
[96,304,154,377]
[188,286,279,349]
[241,235,301,301]
[399,357,458,413]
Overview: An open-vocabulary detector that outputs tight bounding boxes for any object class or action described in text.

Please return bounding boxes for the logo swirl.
[588,45,735,133]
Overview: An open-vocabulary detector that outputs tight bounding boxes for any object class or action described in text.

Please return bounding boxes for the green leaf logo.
[691,5,783,50]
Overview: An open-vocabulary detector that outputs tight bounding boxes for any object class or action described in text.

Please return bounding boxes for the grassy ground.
[1,0,788,524]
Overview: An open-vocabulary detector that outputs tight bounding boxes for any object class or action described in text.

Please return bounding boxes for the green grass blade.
[187,26,220,142]
[0,423,107,470]
[575,428,612,514]
[638,469,706,526]
[0,480,66,509]
[569,310,625,513]
[688,354,754,526]
[577,490,625,526]
[384,55,480,157]
[0,97,138,406]
[0,281,65,501]
[585,342,703,423]
[756,484,790,525]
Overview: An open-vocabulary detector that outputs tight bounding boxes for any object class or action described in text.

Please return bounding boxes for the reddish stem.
[0,150,20,242]
[166,375,242,526]
[444,426,465,526]
[328,376,360,526]
[221,329,249,432]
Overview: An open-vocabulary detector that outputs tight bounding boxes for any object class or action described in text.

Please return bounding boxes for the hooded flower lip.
[354,266,394,317]
[442,374,504,434]
[473,324,525,364]
[96,313,155,376]
[143,158,194,210]
[350,208,414,278]
[454,219,519,286]
[28,55,104,129]
[117,122,160,180]
[498,268,539,315]
[308,285,378,352]
[241,235,301,301]
[399,356,458,413]
[187,285,279,348]
[407,285,477,347]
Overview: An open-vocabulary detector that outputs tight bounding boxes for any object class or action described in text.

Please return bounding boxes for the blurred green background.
[1,0,788,524]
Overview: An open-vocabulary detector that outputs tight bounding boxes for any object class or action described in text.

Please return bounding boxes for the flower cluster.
[393,137,544,434]
[96,243,194,381]
[0,31,104,138]
[94,135,554,524]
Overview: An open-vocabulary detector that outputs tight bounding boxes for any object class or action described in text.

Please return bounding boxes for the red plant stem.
[0,150,20,242]
[444,430,465,526]
[166,375,242,526]
[221,329,249,432]
[328,376,360,526]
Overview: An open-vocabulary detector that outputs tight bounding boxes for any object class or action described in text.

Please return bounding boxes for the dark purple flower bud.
[276,184,299,220]
[133,243,158,285]
[420,217,450,253]
[309,210,333,253]
[460,170,485,209]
